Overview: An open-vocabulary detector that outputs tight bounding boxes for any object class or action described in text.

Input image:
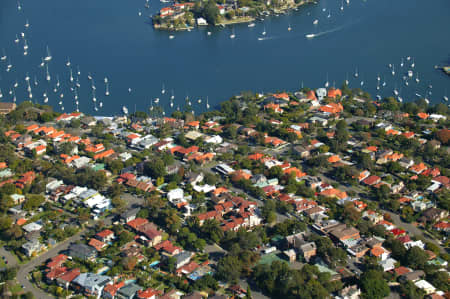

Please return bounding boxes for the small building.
[283,249,296,263]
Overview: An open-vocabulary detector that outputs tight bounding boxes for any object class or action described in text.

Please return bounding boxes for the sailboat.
[346,0,349,4]
[262,25,267,36]
[69,68,74,82]
[345,73,349,85]
[197,98,202,104]
[288,24,292,31]
[66,57,71,67]
[324,73,329,88]
[415,72,420,83]
[23,40,29,51]
[327,10,331,18]
[77,66,81,76]
[161,84,165,94]
[170,90,175,100]
[206,97,210,109]
[0,89,2,99]
[230,27,236,39]
[122,106,129,115]
[44,46,52,62]
[313,19,319,25]
[408,70,413,78]
[25,20,29,28]
[411,58,415,68]
[56,75,60,87]
[400,58,404,67]
[99,102,103,108]
[14,35,19,43]
[391,64,395,76]
[92,90,97,102]
[105,82,110,96]
[393,85,399,96]
[1,49,6,61]
[39,58,45,68]
[45,64,51,82]
[14,80,19,88]
[154,98,160,104]
[354,67,359,78]
[17,1,22,10]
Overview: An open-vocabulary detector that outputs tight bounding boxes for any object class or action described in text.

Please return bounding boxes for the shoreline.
[153,0,316,32]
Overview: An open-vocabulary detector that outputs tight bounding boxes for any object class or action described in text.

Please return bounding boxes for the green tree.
[360,270,390,299]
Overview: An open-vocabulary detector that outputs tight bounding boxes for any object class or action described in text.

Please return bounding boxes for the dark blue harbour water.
[0,0,449,115]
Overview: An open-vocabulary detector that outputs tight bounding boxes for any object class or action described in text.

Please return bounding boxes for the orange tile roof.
[417,112,429,119]
[93,149,114,160]
[328,155,340,163]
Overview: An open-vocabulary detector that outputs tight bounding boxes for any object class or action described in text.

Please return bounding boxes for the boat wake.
[305,19,361,39]
[305,24,346,39]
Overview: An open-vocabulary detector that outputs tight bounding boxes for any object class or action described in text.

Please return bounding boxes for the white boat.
[105,83,110,96]
[60,93,64,99]
[313,19,318,25]
[424,98,429,104]
[400,58,404,67]
[44,97,48,103]
[340,0,344,10]
[391,65,395,76]
[405,81,408,86]
[28,93,33,99]
[1,49,6,61]
[197,98,202,104]
[58,101,63,105]
[154,98,160,104]
[46,65,51,81]
[25,20,29,28]
[207,31,212,36]
[23,40,28,50]
[443,96,448,102]
[406,56,411,61]
[324,73,329,88]
[70,68,74,82]
[77,66,81,76]
[393,88,399,96]
[20,32,25,38]
[66,57,71,67]
[346,0,349,4]
[17,1,21,10]
[288,25,292,31]
[99,102,103,108]
[87,73,92,80]
[104,77,108,83]
[206,97,210,109]
[354,67,359,78]
[411,58,415,68]
[128,87,132,93]
[122,106,129,114]
[398,96,403,102]
[138,11,142,16]
[377,74,380,81]
[14,81,19,88]
[327,11,331,18]
[322,8,326,12]
[14,35,19,43]
[230,32,236,39]
[61,107,65,111]
[305,33,315,39]
[407,70,413,78]
[44,46,52,62]
[169,35,175,39]
[161,84,165,94]
[56,75,60,87]
[360,80,364,86]
[415,72,419,83]
[248,23,255,28]
[170,90,175,100]
[25,73,30,81]
[262,25,266,35]
[170,100,174,108]
[0,89,2,99]
[39,58,45,68]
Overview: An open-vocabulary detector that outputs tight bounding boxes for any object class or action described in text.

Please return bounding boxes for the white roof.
[22,222,43,233]
[414,280,435,291]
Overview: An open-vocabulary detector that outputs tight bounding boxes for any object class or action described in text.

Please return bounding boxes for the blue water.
[0,0,449,115]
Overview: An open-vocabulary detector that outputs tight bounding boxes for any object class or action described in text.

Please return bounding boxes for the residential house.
[116,283,142,299]
[72,273,112,298]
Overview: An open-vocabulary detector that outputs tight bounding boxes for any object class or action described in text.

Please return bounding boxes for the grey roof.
[68,243,97,259]
[72,273,111,292]
[117,283,142,298]
[174,251,192,264]
[121,207,140,220]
